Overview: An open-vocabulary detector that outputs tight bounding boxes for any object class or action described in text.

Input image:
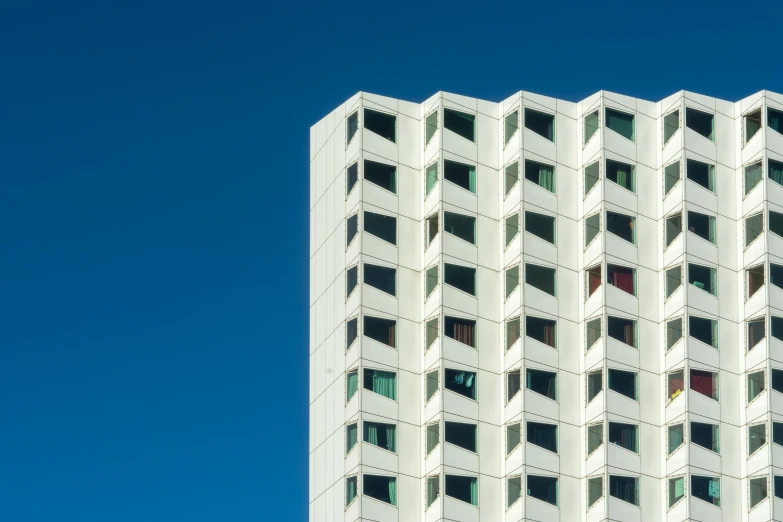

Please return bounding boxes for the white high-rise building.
[309,89,783,522]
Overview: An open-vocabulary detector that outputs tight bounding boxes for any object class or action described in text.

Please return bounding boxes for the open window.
[527,475,558,506]
[426,318,439,350]
[688,211,716,244]
[770,107,783,134]
[689,263,717,296]
[347,161,359,195]
[426,475,439,508]
[346,213,358,246]
[745,161,763,195]
[425,161,438,197]
[587,476,603,508]
[665,212,682,247]
[668,423,684,455]
[606,211,635,244]
[584,110,599,144]
[363,474,397,506]
[425,110,438,146]
[664,109,679,145]
[504,110,519,145]
[686,108,714,141]
[346,422,358,454]
[608,316,636,348]
[771,159,783,186]
[526,316,556,348]
[364,160,397,193]
[364,369,397,400]
[426,212,439,248]
[691,421,719,453]
[608,369,638,401]
[668,369,684,400]
[748,317,765,350]
[444,159,476,193]
[505,265,519,299]
[687,159,715,192]
[507,476,522,508]
[346,369,358,402]
[445,316,476,347]
[584,161,600,195]
[443,108,475,142]
[445,421,477,453]
[606,159,635,192]
[587,370,602,402]
[526,263,556,296]
[749,423,767,456]
[426,422,439,454]
[745,108,762,144]
[525,159,555,193]
[689,315,718,349]
[607,264,635,296]
[585,213,600,247]
[444,263,476,296]
[587,423,603,455]
[364,108,396,142]
[608,422,638,453]
[750,476,768,508]
[748,265,765,298]
[526,368,556,400]
[444,369,476,400]
[445,475,478,506]
[666,265,682,298]
[444,211,476,244]
[525,108,555,141]
[505,212,519,247]
[664,160,680,195]
[691,369,718,401]
[746,212,764,247]
[525,211,555,244]
[586,318,601,350]
[425,369,438,401]
[605,108,635,141]
[586,264,601,297]
[504,161,518,196]
[770,210,783,237]
[364,421,397,452]
[364,211,396,244]
[425,264,438,299]
[506,317,521,350]
[667,317,683,350]
[507,423,521,455]
[507,369,521,402]
[748,370,765,403]
[346,111,358,145]
[364,316,396,348]
[364,263,396,296]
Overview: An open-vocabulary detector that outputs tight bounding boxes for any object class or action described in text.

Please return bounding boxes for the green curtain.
[426,424,439,454]
[347,372,358,401]
[470,478,478,506]
[771,109,783,133]
[426,163,438,195]
[346,424,357,452]
[346,477,357,506]
[708,479,720,503]
[427,477,439,506]
[616,168,627,189]
[711,321,719,348]
[674,477,684,497]
[770,160,783,185]
[364,423,378,445]
[468,166,476,193]
[388,478,397,506]
[539,164,554,192]
[386,425,396,452]
[371,370,397,400]
[709,217,716,243]
[710,268,717,296]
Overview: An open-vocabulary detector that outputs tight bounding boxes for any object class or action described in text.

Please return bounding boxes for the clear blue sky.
[0,0,780,520]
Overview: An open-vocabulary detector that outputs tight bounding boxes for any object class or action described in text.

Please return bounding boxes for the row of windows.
[345,473,480,509]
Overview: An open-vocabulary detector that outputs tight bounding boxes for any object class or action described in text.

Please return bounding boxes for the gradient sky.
[1,0,781,520]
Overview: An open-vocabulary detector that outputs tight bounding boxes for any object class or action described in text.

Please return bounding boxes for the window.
[346,213,358,246]
[525,211,556,244]
[346,369,358,402]
[585,213,600,247]
[667,318,683,350]
[584,162,601,199]
[748,318,765,350]
[425,369,438,401]
[605,108,635,141]
[346,475,357,506]
[425,161,438,196]
[771,210,783,237]
[607,264,635,295]
[364,421,396,452]
[664,161,680,195]
[608,316,636,348]
[426,475,439,508]
[363,474,397,506]
[445,421,477,453]
[771,159,783,186]
[688,211,716,244]
[749,423,767,456]
[425,110,438,146]
[748,265,764,298]
[770,107,783,134]
[609,476,639,506]
[443,109,475,142]
[346,111,358,145]
[444,369,476,400]
[666,265,682,299]
[364,211,396,244]
[664,110,679,144]
[364,264,396,296]
[505,265,519,298]
[364,316,396,348]
[746,212,764,246]
[665,212,682,247]
[606,159,635,192]
[346,317,358,349]
[689,316,718,349]
[527,422,557,453]
[507,476,522,507]
[347,162,358,195]
[507,423,521,455]
[745,161,763,195]
[525,108,555,141]
[444,211,476,244]
[669,424,684,455]
[587,423,603,454]
[745,108,762,144]
[425,264,438,299]
[526,368,557,400]
[775,422,783,446]
[445,475,478,506]
[587,476,603,508]
[363,369,397,400]
[505,161,518,196]
[505,213,519,247]
[774,369,783,393]
[506,317,521,350]
[504,110,519,145]
[691,369,718,400]
[587,370,602,402]
[426,422,439,454]
[426,212,439,247]
[608,369,638,400]
[584,110,599,144]
[668,369,684,400]
[527,475,558,506]
[364,160,397,193]
[526,263,556,296]
[748,370,765,403]
[587,264,601,297]
[609,422,638,452]
[689,263,717,296]
[586,318,601,350]
[444,263,476,296]
[772,263,783,289]
[773,316,783,342]
[669,476,685,507]
[444,159,476,193]
[364,108,396,142]
[525,159,555,193]
[686,108,714,141]
[507,369,521,402]
[749,476,767,509]
[691,421,719,453]
[778,476,783,500]
[426,318,439,350]
[687,159,716,194]
[346,422,358,454]
[445,316,476,347]
[606,211,635,244]
[347,265,358,297]
[527,316,556,348]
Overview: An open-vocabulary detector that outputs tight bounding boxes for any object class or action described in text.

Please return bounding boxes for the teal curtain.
[427,477,439,506]
[539,164,554,192]
[364,423,378,445]
[770,159,783,186]
[668,425,683,454]
[708,165,715,192]
[674,477,684,497]
[347,372,358,401]
[386,425,396,452]
[346,423,357,453]
[771,108,783,133]
[468,166,476,193]
[616,169,627,189]
[373,371,396,400]
[711,321,719,348]
[709,479,720,503]
[709,217,716,243]
[346,477,357,506]
[470,478,478,506]
[426,424,439,454]
[388,478,397,506]
[426,163,438,196]
[710,268,717,296]
[745,163,763,195]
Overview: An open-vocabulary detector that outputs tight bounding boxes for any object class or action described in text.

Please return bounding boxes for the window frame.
[663,158,681,197]
[743,107,763,146]
[668,474,687,510]
[584,212,601,249]
[586,368,602,403]
[505,264,520,300]
[747,369,766,405]
[363,107,396,143]
[346,159,359,197]
[443,108,476,143]
[346,110,359,147]
[667,422,685,456]
[686,107,715,142]
[587,421,603,456]
[605,107,636,142]
[749,475,768,510]
[584,159,601,198]
[587,475,603,509]
[744,159,764,197]
[345,421,358,455]
[346,315,359,351]
[747,316,766,352]
[745,211,764,249]
[504,159,519,198]
[583,109,600,146]
[524,107,556,143]
[424,109,438,147]
[666,316,684,351]
[424,158,439,199]
[504,108,519,147]
[663,108,680,146]
[524,210,557,245]
[424,262,439,301]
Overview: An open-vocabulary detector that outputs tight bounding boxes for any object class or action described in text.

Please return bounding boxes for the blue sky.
[0,0,781,520]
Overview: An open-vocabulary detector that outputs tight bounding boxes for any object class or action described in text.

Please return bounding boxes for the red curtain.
[543,324,555,347]
[388,325,395,347]
[749,271,762,297]
[611,268,634,295]
[691,370,716,398]
[588,270,601,296]
[668,374,684,397]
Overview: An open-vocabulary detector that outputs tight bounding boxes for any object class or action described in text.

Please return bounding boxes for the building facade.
[309,89,783,521]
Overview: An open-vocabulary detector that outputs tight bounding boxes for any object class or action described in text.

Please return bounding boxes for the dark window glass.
[687,159,715,192]
[364,108,396,142]
[444,211,476,244]
[664,110,679,144]
[364,211,396,244]
[526,316,556,348]
[773,369,783,393]
[606,108,635,141]
[667,318,683,349]
[691,476,720,506]
[688,211,716,244]
[347,214,358,246]
[525,211,556,244]
[606,211,635,243]
[691,422,719,453]
[364,316,396,348]
[608,369,637,400]
[605,159,635,192]
[608,422,638,452]
[527,422,558,453]
[687,108,714,141]
[526,263,556,296]
[364,264,396,296]
[525,108,555,141]
[444,369,476,400]
[347,162,358,194]
[346,318,358,348]
[445,475,478,506]
[607,316,636,347]
[444,109,475,142]
[363,474,397,505]
[347,111,358,144]
[609,476,639,506]
[444,159,476,193]
[444,316,476,348]
[689,264,717,296]
[364,160,396,193]
[524,159,555,192]
[526,369,556,400]
[770,211,783,237]
[689,316,718,348]
[587,371,602,402]
[347,265,358,296]
[507,370,521,401]
[769,107,783,134]
[444,263,476,296]
[445,421,477,452]
[527,475,558,505]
